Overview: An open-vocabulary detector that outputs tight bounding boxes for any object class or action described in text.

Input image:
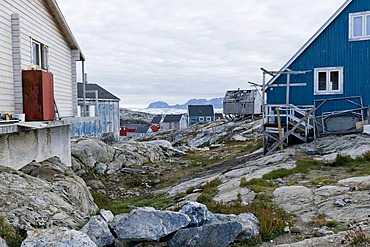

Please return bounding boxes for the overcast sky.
[57,0,345,109]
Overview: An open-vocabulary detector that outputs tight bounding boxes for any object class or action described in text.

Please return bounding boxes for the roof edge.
[45,0,85,61]
[267,0,352,85]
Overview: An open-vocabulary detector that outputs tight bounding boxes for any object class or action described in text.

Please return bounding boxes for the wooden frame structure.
[261,68,316,155]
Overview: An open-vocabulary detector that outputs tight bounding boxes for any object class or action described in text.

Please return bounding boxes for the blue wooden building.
[262,0,370,154]
[188,105,215,126]
[266,0,370,134]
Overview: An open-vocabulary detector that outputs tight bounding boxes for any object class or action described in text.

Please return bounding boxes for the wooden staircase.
[263,104,316,155]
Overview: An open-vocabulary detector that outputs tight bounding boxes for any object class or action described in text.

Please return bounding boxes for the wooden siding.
[0,0,76,116]
[267,0,370,115]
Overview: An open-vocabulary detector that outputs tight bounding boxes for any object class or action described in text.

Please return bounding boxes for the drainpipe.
[82,61,86,117]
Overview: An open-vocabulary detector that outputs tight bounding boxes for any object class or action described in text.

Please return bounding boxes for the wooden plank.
[276,107,284,150]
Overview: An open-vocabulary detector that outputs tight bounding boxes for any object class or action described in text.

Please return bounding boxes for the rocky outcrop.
[0,157,97,231]
[301,134,370,161]
[144,119,262,148]
[71,139,184,175]
[21,227,97,247]
[273,181,370,224]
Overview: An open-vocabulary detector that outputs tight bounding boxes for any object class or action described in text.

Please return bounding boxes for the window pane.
[367,15,370,36]
[330,71,339,90]
[32,42,40,65]
[318,72,327,91]
[42,46,49,69]
[353,16,363,37]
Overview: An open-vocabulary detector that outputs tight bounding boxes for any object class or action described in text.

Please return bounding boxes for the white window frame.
[31,39,49,70]
[206,116,212,121]
[314,67,344,95]
[349,11,370,41]
[199,117,204,122]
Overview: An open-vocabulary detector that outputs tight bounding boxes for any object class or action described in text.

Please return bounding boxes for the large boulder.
[179,201,208,227]
[206,212,259,240]
[0,158,98,231]
[168,222,243,247]
[71,139,116,169]
[21,227,97,247]
[80,216,115,246]
[113,207,191,241]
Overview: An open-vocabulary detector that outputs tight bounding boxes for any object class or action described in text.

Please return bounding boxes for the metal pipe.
[82,61,86,117]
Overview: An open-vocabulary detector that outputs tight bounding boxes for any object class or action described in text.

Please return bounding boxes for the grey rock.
[179,201,208,227]
[86,180,105,190]
[81,215,115,246]
[333,198,346,207]
[290,226,302,235]
[100,209,114,223]
[114,207,190,241]
[235,213,259,239]
[168,222,243,247]
[71,139,116,169]
[95,163,107,175]
[205,212,259,240]
[0,237,8,247]
[21,227,97,247]
[317,226,334,237]
[0,160,98,231]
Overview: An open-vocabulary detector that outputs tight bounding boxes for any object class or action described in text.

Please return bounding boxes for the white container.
[364,124,370,134]
[12,114,25,122]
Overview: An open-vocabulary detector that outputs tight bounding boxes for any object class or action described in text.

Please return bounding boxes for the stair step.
[291,132,306,141]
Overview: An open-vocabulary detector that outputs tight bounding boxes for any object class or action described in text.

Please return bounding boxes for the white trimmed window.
[199,117,204,122]
[349,11,370,40]
[32,39,49,70]
[314,67,343,95]
[206,116,212,121]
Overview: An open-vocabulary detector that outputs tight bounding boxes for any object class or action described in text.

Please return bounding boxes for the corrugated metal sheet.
[267,0,370,115]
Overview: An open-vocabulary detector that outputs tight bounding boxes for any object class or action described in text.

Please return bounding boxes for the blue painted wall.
[267,0,370,115]
[68,100,120,139]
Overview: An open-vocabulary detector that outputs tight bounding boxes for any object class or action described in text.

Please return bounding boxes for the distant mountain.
[147,98,223,109]
[147,101,170,109]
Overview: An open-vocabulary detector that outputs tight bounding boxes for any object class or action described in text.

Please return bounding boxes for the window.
[206,116,212,121]
[314,67,343,95]
[199,117,204,122]
[349,11,370,40]
[31,39,49,70]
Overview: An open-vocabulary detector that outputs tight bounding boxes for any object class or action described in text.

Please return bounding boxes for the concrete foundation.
[0,124,71,170]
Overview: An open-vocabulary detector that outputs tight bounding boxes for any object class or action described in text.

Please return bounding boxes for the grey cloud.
[57,0,344,107]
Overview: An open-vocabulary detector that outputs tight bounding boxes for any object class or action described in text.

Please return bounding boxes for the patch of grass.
[310,213,327,227]
[345,226,370,246]
[204,200,292,242]
[237,140,263,154]
[0,216,25,247]
[331,154,353,167]
[311,178,338,185]
[240,178,277,193]
[92,192,183,215]
[196,178,221,204]
[326,220,339,228]
[262,168,293,180]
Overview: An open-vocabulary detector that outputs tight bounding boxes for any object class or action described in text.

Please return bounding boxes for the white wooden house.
[0,0,84,117]
[0,0,86,169]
